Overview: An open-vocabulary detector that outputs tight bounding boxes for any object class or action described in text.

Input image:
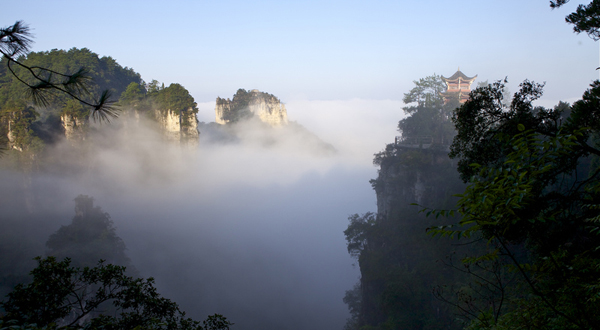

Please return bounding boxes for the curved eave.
[441,71,477,83]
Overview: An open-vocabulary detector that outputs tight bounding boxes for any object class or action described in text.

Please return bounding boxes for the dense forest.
[346,80,600,330]
[0,46,199,162]
[344,2,600,329]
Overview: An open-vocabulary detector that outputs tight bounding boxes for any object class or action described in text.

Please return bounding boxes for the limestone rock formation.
[153,108,199,146]
[61,114,88,142]
[6,117,22,152]
[215,89,288,126]
[58,107,199,146]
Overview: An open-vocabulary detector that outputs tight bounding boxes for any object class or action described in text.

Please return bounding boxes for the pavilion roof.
[442,69,477,82]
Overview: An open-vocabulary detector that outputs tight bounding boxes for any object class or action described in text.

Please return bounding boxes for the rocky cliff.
[61,113,88,143]
[348,142,466,329]
[153,108,199,145]
[6,115,22,152]
[372,145,458,217]
[215,89,288,126]
[58,107,199,146]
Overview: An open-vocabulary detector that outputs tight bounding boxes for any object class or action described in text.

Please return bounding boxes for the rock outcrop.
[215,89,288,126]
[6,117,22,152]
[61,114,88,142]
[351,143,466,329]
[58,107,199,146]
[153,108,199,145]
[372,145,459,217]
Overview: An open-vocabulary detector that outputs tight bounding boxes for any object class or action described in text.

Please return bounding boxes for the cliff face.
[214,102,229,125]
[58,108,199,146]
[61,114,88,142]
[6,116,22,152]
[154,108,199,145]
[352,144,465,329]
[215,89,288,126]
[373,147,455,217]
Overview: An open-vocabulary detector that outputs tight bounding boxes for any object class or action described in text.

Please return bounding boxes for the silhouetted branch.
[0,21,118,122]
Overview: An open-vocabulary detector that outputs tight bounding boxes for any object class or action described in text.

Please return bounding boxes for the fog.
[0,99,404,330]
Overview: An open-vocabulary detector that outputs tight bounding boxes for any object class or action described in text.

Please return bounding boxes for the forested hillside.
[0,48,141,153]
[0,46,201,161]
[345,2,600,328]
[344,75,468,329]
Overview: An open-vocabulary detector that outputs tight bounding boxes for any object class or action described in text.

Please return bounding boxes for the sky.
[3,0,598,107]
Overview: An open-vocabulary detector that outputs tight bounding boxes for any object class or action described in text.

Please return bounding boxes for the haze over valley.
[2,1,600,330]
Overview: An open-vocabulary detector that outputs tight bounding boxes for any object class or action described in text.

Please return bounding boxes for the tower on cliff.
[441,68,477,104]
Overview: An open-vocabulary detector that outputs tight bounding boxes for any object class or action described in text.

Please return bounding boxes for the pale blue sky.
[3,1,598,105]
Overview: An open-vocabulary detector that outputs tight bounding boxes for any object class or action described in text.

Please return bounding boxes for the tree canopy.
[215,89,254,124]
[426,78,600,329]
[0,22,133,121]
[154,83,197,113]
[0,257,232,330]
[551,0,600,40]
[397,74,458,146]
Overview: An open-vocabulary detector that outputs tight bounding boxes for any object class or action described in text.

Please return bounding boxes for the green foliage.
[0,41,143,153]
[117,82,146,110]
[344,206,465,329]
[551,0,600,40]
[0,41,198,152]
[427,80,600,329]
[118,81,198,127]
[146,79,163,96]
[0,99,44,155]
[215,88,281,125]
[153,83,197,114]
[17,48,139,105]
[151,83,198,127]
[344,212,376,258]
[0,22,138,121]
[344,74,471,330]
[216,89,254,124]
[449,79,565,181]
[0,257,232,330]
[402,74,446,110]
[60,100,89,119]
[397,74,457,146]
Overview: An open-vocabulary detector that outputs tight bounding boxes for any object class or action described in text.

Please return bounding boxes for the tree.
[419,3,600,327]
[551,0,600,40]
[0,21,117,121]
[448,79,565,181]
[397,74,458,146]
[0,99,43,153]
[154,83,197,113]
[46,195,132,269]
[0,256,232,330]
[427,80,600,329]
[402,74,447,109]
[118,82,146,111]
[216,89,254,124]
[343,75,467,330]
